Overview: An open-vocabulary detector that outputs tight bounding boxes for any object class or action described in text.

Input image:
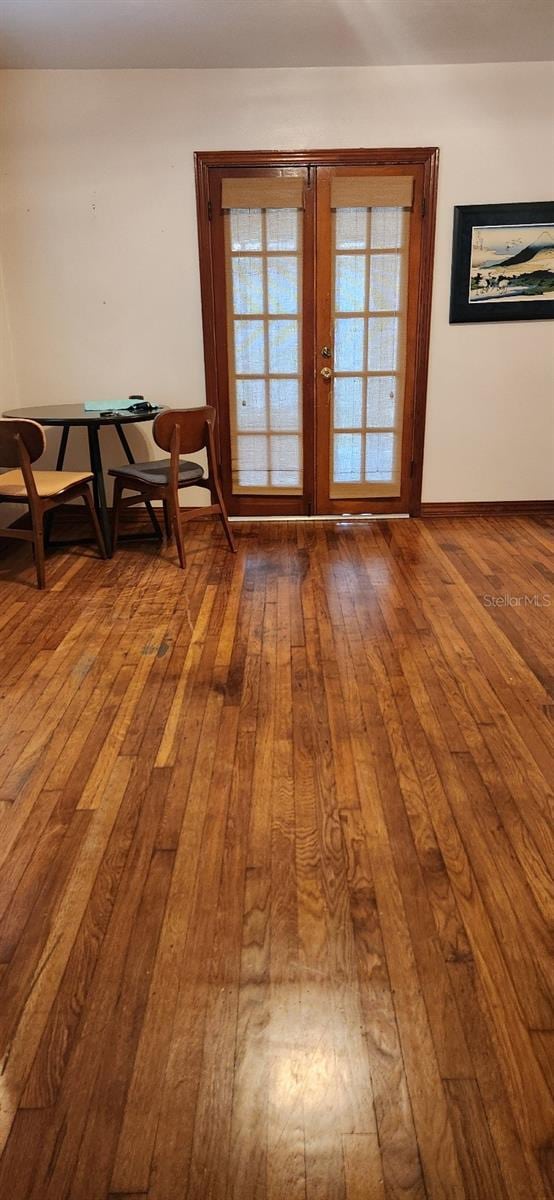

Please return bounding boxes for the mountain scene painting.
[469,223,554,303]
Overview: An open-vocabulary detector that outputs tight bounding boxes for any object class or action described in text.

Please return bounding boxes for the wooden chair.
[0,418,106,589]
[109,405,236,567]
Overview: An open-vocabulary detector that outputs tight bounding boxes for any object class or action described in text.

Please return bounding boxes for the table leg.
[56,425,70,471]
[115,423,162,540]
[45,423,71,550]
[87,425,112,555]
[114,422,135,465]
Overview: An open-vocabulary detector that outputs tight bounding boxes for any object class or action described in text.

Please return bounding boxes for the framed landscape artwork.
[449,201,554,323]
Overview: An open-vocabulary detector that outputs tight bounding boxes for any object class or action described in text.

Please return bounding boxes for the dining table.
[3,402,164,554]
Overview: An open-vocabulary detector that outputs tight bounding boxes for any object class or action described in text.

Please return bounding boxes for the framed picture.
[449,201,554,323]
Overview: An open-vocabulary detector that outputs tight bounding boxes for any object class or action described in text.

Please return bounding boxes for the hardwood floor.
[0,514,552,1200]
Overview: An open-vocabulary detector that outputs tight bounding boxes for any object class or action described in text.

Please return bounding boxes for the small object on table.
[84,399,134,412]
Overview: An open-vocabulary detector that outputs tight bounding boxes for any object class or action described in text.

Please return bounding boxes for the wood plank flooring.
[0,514,552,1200]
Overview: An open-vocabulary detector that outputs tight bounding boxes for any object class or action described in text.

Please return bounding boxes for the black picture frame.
[449,201,554,324]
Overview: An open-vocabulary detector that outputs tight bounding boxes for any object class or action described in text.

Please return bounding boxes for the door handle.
[320,367,333,380]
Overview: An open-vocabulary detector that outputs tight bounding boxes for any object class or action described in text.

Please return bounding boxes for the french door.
[196,149,438,516]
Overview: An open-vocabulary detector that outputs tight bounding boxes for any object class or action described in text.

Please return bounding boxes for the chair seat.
[108,458,205,487]
[0,469,93,499]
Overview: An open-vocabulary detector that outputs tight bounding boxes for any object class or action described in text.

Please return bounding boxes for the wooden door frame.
[195,147,439,516]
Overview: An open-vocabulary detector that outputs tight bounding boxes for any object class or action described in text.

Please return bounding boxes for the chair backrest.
[0,419,46,468]
[153,406,215,455]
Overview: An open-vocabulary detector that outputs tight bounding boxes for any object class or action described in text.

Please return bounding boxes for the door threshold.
[229,513,411,522]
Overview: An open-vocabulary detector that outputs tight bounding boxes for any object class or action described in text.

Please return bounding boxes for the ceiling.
[0,0,552,70]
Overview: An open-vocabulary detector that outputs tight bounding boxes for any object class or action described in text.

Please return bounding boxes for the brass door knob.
[320,367,333,379]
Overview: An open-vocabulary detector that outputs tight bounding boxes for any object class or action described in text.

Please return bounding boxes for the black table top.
[3,404,163,427]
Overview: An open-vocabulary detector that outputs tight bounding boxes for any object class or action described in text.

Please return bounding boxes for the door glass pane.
[237,434,269,488]
[236,379,267,431]
[335,317,365,371]
[230,209,262,251]
[271,435,301,488]
[267,257,298,314]
[366,375,397,427]
[370,208,405,249]
[226,202,303,493]
[266,209,298,251]
[367,317,399,371]
[335,208,367,250]
[334,377,363,429]
[334,433,362,484]
[232,257,264,314]
[268,319,299,374]
[330,202,409,498]
[365,433,395,482]
[369,253,402,312]
[234,319,265,374]
[270,379,300,430]
[335,255,366,312]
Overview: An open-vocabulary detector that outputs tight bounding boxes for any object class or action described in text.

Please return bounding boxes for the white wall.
[0,62,553,509]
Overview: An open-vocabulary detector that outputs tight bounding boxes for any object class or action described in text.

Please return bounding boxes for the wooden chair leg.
[29,503,46,589]
[111,478,124,557]
[169,489,186,569]
[82,487,107,559]
[212,476,236,553]
[163,499,172,542]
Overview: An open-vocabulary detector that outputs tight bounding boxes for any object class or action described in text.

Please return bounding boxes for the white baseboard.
[229,513,410,522]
